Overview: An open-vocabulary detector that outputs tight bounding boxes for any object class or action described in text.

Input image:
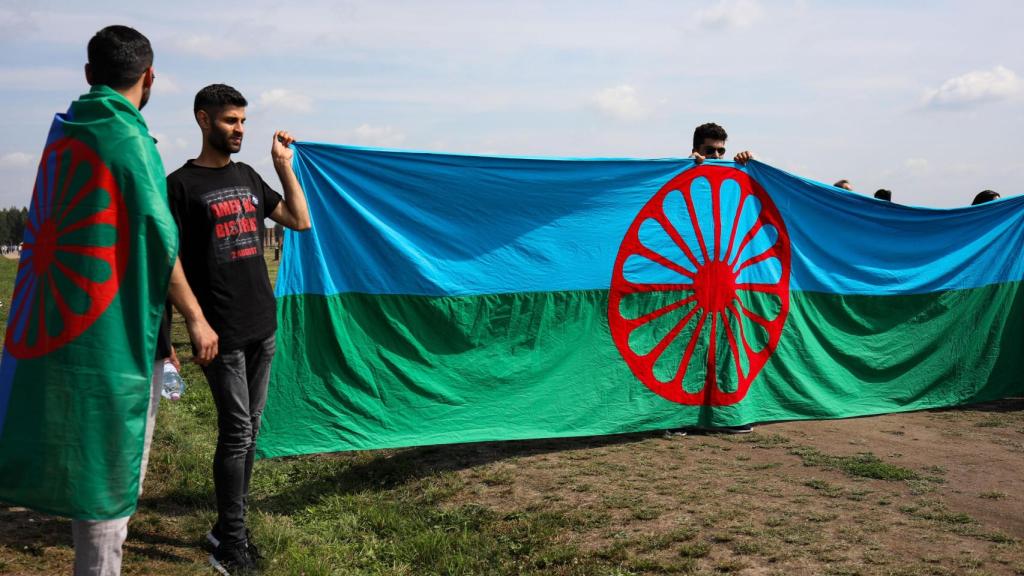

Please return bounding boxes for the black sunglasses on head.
[700,146,726,156]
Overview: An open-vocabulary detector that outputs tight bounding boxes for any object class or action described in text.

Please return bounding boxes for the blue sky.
[1,0,1021,208]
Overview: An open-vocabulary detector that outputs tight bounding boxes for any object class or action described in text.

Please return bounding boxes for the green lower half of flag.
[0,294,158,520]
[258,284,1024,458]
[0,357,151,520]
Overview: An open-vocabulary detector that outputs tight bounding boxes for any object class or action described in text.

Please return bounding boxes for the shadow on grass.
[136,489,213,519]
[0,506,70,551]
[758,397,1024,429]
[123,529,196,564]
[0,506,197,566]
[950,397,1024,413]
[253,430,655,514]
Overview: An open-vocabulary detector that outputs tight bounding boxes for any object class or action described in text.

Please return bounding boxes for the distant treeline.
[0,207,28,246]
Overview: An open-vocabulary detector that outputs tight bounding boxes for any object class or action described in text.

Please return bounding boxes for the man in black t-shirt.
[167,84,310,574]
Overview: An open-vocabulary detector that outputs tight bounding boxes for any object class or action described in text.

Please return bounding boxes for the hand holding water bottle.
[161,360,186,401]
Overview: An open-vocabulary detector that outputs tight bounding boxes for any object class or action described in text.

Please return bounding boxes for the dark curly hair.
[194,84,248,117]
[87,25,153,89]
[972,190,1000,205]
[692,123,728,151]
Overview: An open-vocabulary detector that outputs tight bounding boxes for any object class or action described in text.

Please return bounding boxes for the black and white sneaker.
[209,540,257,575]
[205,524,224,551]
[208,526,264,566]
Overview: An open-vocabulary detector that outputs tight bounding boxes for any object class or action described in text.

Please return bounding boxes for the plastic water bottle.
[161,361,186,401]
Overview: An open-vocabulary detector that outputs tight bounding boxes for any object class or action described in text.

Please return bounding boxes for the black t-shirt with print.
[166,161,283,351]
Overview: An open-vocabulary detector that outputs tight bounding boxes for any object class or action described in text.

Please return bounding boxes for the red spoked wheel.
[5,137,129,359]
[608,165,790,405]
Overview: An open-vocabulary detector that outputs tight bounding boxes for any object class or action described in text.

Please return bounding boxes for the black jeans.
[202,334,276,546]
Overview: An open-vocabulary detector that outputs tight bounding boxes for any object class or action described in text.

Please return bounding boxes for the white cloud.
[0,152,34,168]
[172,34,250,59]
[152,73,181,94]
[904,157,929,172]
[694,0,763,30]
[593,85,648,121]
[924,65,1021,108]
[151,133,190,157]
[348,124,406,147]
[260,89,313,114]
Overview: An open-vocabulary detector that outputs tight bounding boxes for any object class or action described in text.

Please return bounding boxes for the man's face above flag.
[695,138,727,160]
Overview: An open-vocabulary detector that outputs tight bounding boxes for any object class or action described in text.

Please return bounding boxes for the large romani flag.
[256,143,1024,458]
[0,86,177,519]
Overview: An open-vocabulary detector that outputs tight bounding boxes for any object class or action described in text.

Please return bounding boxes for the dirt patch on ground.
[443,399,1024,574]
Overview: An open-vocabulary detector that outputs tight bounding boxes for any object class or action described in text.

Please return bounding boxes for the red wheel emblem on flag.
[608,165,790,405]
[5,137,129,359]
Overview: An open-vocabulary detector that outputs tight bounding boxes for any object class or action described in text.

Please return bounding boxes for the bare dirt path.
[440,398,1024,574]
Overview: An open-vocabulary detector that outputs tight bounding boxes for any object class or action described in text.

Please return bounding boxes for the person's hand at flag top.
[690,135,754,166]
[272,130,296,165]
[692,149,754,165]
[270,130,312,231]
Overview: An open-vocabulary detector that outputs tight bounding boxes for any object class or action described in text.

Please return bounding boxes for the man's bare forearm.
[271,130,311,230]
[274,159,311,230]
[167,257,219,364]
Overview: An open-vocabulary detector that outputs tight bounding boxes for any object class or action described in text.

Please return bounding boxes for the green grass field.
[1,253,1023,575]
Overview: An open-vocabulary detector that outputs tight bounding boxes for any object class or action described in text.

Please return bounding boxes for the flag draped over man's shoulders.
[257,143,1024,459]
[0,85,177,520]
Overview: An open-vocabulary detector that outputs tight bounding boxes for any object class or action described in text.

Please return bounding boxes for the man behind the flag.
[0,25,217,575]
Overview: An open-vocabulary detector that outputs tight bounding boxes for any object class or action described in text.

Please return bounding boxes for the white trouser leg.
[71,361,162,575]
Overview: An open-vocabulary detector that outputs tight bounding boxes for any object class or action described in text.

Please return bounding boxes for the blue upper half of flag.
[279,142,1024,298]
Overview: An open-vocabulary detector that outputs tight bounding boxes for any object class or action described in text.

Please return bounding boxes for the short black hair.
[194,84,248,117]
[692,123,728,151]
[874,189,892,201]
[972,190,1000,205]
[87,25,153,89]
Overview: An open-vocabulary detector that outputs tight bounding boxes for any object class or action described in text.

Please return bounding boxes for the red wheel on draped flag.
[608,165,790,405]
[5,137,129,359]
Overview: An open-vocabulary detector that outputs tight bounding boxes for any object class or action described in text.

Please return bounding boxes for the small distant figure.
[874,189,892,202]
[971,190,1000,205]
[834,179,853,191]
